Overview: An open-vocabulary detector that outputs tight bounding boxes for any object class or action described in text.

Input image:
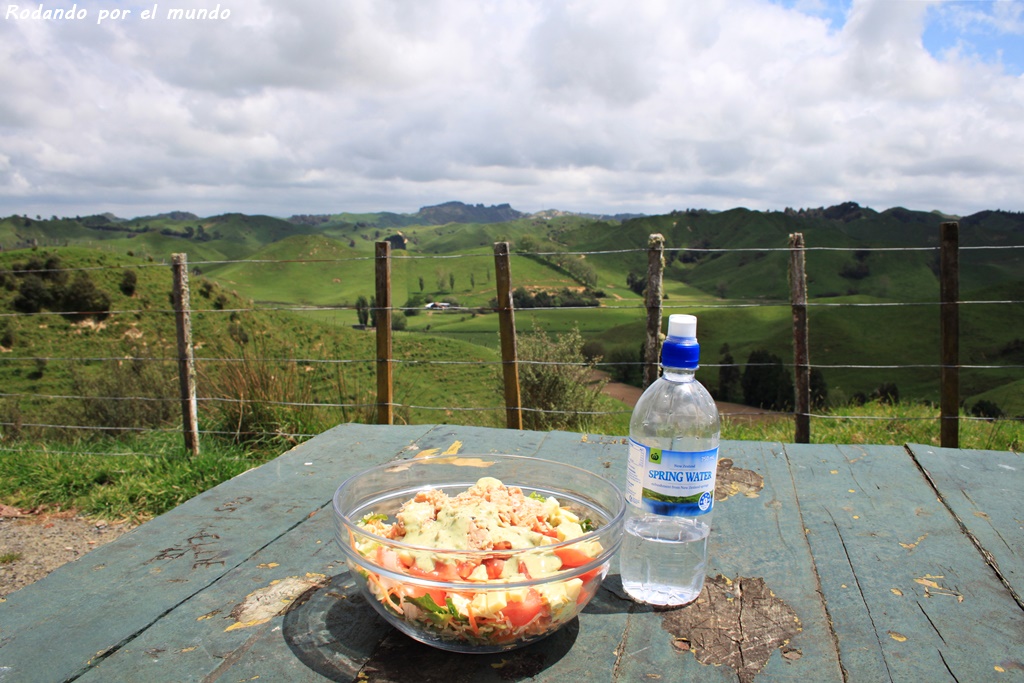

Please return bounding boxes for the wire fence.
[1,228,1022,454]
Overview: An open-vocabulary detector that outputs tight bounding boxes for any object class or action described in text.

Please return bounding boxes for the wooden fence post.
[940,222,960,448]
[643,234,665,388]
[494,242,523,429]
[171,253,199,456]
[375,242,394,425]
[789,233,810,444]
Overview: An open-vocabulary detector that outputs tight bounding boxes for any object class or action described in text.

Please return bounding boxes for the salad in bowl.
[333,454,624,653]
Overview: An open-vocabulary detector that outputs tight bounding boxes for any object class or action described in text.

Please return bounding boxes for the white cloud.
[0,0,1021,218]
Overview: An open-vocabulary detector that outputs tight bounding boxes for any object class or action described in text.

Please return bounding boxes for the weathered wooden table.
[1,423,1021,682]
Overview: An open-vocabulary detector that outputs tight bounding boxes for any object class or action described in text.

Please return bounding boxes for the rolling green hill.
[3,202,1022,418]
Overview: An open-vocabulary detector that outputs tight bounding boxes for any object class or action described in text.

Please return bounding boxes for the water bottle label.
[626,438,718,516]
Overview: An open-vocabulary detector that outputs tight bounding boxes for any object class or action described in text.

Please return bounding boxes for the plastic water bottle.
[621,314,721,606]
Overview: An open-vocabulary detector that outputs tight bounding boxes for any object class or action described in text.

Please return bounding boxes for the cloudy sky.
[1,0,1022,219]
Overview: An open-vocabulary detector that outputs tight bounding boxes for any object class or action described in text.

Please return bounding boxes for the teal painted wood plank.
[612,440,843,682]
[786,442,1024,682]
[72,430,639,682]
[0,423,434,683]
[906,443,1024,603]
[711,441,842,682]
[74,502,376,682]
[7,428,1020,683]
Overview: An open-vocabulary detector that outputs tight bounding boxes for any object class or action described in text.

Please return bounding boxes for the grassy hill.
[0,246,508,444]
[3,203,1022,419]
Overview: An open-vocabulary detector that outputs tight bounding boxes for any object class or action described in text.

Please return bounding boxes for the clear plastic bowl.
[332,453,625,653]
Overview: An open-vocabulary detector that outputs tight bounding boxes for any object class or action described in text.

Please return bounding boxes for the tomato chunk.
[554,546,594,568]
[407,560,459,581]
[502,588,545,627]
[482,557,506,579]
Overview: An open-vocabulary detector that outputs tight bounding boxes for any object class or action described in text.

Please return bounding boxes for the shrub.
[872,382,900,405]
[202,336,317,444]
[119,269,138,296]
[970,400,1004,420]
[355,295,369,327]
[515,324,606,432]
[581,340,605,363]
[0,322,15,349]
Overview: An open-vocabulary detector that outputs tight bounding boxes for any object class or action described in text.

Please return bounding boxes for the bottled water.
[622,314,720,606]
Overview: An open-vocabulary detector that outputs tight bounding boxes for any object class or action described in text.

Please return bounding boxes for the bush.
[581,340,605,363]
[203,336,317,444]
[872,382,900,405]
[515,324,606,432]
[119,269,138,296]
[355,295,370,327]
[0,322,15,349]
[970,400,1004,420]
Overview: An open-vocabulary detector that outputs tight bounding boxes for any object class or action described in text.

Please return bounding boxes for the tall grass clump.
[203,335,322,444]
[201,333,380,444]
[69,344,178,437]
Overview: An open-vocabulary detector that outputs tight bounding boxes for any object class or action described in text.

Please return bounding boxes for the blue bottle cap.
[662,314,700,369]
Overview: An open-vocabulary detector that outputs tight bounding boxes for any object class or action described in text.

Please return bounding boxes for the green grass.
[0,401,1017,523]
[0,432,279,522]
[0,552,23,564]
[722,401,1023,453]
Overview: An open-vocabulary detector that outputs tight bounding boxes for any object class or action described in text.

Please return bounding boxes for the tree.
[626,271,646,296]
[716,344,742,402]
[355,295,369,327]
[449,272,456,291]
[516,235,538,254]
[741,349,793,411]
[607,344,644,387]
[810,368,828,409]
[13,275,49,313]
[63,272,111,320]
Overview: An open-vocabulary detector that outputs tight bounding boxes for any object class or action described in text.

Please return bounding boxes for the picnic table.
[0,423,1021,682]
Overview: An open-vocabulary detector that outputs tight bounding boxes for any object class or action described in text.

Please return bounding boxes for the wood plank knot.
[660,575,801,682]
